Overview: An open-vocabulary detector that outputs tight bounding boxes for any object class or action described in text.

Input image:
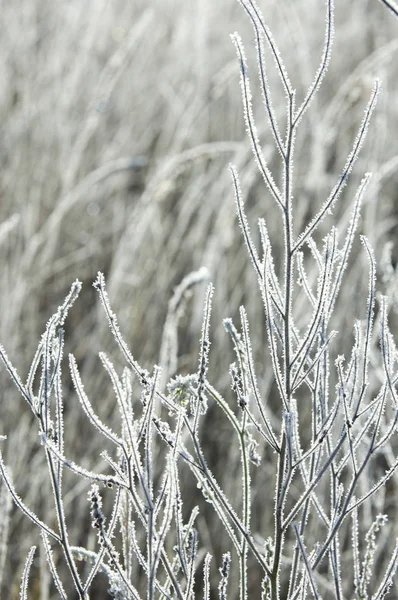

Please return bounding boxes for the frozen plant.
[1,0,398,599]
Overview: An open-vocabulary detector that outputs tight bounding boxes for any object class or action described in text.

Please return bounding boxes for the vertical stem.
[283,91,295,406]
[271,90,296,600]
[271,434,286,600]
[239,411,250,600]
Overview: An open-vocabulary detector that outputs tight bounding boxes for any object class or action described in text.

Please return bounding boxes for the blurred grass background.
[0,0,398,597]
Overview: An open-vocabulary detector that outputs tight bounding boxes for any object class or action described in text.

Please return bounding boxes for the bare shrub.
[1,0,398,598]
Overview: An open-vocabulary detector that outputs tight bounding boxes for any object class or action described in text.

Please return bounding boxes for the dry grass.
[0,0,398,597]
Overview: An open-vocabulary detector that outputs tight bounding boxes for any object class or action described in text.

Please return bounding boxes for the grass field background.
[1,0,398,597]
